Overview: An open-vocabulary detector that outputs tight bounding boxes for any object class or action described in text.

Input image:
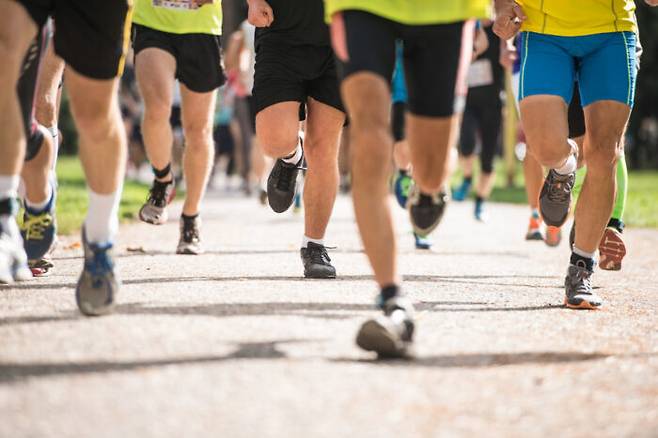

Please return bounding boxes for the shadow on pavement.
[0,339,306,383]
[0,301,565,327]
[1,273,562,291]
[332,351,657,368]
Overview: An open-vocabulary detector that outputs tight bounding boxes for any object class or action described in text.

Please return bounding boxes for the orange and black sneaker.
[545,226,562,247]
[525,215,543,241]
[599,226,626,271]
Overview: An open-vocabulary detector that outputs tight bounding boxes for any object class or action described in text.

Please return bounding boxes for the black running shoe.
[356,296,415,358]
[300,242,336,279]
[139,178,176,225]
[176,216,203,255]
[564,261,602,309]
[407,185,449,236]
[267,152,303,213]
[539,169,575,227]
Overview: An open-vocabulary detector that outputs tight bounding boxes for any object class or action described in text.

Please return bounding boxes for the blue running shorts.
[518,31,637,108]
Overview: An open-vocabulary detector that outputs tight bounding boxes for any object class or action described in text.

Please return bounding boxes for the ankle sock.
[378,284,401,306]
[302,235,324,248]
[531,208,540,219]
[282,141,303,165]
[571,247,595,271]
[0,175,20,200]
[182,213,199,223]
[554,142,578,175]
[25,184,54,214]
[84,188,121,244]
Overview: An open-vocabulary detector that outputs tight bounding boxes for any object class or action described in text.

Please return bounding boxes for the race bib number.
[467,59,494,88]
[152,0,198,10]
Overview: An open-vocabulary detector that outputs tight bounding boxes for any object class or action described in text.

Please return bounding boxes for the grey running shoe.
[300,242,336,278]
[176,216,203,255]
[564,261,602,309]
[139,179,176,225]
[76,230,119,316]
[539,169,575,227]
[267,146,304,213]
[356,296,415,358]
[407,184,449,236]
[0,218,32,284]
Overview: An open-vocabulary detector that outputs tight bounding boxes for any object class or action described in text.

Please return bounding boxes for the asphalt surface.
[2,191,657,438]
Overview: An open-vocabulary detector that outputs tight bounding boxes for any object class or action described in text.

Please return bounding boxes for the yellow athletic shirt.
[133,0,222,35]
[324,0,491,25]
[518,0,636,36]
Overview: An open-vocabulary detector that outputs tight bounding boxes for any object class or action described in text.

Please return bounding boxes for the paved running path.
[2,191,657,438]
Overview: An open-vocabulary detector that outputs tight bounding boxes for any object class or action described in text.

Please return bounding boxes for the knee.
[142,100,172,124]
[586,131,622,171]
[74,101,120,142]
[182,121,213,149]
[255,118,297,157]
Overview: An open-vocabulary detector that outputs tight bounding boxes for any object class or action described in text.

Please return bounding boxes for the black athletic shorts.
[568,85,586,139]
[340,10,465,118]
[18,0,132,80]
[253,42,344,117]
[132,24,225,93]
[391,102,406,142]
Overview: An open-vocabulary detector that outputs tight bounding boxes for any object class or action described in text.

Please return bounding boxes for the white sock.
[0,175,20,200]
[0,215,20,237]
[46,125,59,172]
[573,246,596,260]
[84,188,121,244]
[302,235,324,248]
[25,183,53,212]
[282,140,303,165]
[554,139,578,175]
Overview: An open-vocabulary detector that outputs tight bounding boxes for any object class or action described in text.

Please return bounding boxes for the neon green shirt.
[518,0,636,36]
[133,0,222,35]
[324,0,491,25]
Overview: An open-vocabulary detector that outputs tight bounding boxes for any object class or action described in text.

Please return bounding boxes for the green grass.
[451,158,658,229]
[55,156,149,235]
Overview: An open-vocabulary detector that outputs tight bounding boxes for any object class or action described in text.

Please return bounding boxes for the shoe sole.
[76,291,116,316]
[139,207,168,226]
[544,228,562,247]
[176,248,204,255]
[304,267,336,279]
[564,297,602,310]
[356,319,409,358]
[599,228,626,271]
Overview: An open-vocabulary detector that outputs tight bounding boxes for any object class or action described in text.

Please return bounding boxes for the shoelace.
[148,180,172,207]
[275,161,299,191]
[22,214,53,240]
[182,222,200,243]
[85,246,114,278]
[547,172,574,204]
[572,266,593,295]
[307,245,331,264]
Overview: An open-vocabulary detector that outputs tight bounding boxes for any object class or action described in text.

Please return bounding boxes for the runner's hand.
[499,38,517,70]
[330,12,348,62]
[248,0,274,27]
[493,0,526,40]
[645,0,658,6]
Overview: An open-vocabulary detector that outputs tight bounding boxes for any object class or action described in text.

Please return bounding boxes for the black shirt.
[254,0,330,49]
